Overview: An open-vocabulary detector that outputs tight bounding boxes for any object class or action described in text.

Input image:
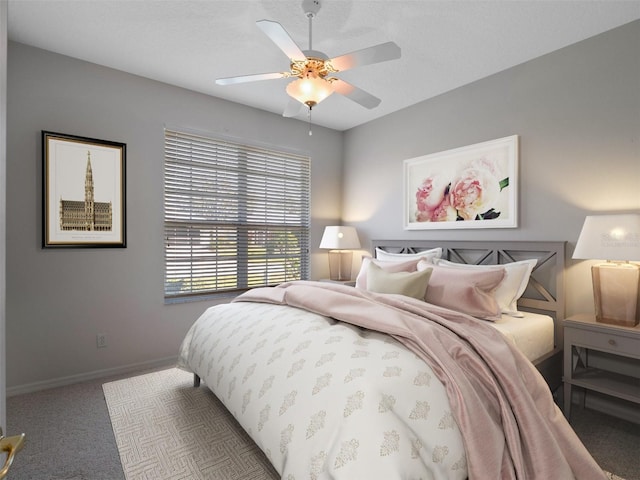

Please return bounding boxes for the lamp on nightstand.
[319,226,361,281]
[573,213,640,326]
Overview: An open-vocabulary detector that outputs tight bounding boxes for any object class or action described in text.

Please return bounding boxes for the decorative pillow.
[434,259,537,317]
[417,261,506,321]
[375,247,442,262]
[355,257,423,290]
[366,262,433,300]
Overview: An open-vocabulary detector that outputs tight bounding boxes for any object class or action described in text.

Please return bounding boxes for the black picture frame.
[42,131,126,248]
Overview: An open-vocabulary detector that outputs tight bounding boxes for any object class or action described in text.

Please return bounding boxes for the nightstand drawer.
[567,327,638,358]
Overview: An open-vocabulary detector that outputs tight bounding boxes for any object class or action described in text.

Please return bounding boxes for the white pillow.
[375,247,442,262]
[433,259,537,317]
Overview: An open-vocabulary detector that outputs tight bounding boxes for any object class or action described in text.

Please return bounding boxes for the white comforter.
[178,301,468,480]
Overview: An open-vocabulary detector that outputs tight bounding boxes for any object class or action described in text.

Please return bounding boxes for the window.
[164,129,310,299]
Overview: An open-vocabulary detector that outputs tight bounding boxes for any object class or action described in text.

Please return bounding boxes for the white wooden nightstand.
[563,313,640,418]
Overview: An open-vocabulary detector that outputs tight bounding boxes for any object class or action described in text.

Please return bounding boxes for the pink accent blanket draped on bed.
[234,281,605,480]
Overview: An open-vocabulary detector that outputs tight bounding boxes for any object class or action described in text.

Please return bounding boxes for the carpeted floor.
[571,406,640,480]
[6,366,638,479]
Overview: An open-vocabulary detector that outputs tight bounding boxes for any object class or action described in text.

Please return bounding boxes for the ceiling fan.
[215,0,401,119]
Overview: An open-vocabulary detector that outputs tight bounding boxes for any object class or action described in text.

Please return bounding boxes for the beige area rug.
[103,368,279,480]
[104,368,626,480]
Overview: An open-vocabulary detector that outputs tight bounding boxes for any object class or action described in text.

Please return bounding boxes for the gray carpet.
[6,369,135,480]
[571,407,640,480]
[6,367,639,480]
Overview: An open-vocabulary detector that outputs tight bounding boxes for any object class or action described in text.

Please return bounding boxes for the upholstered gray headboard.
[371,240,566,362]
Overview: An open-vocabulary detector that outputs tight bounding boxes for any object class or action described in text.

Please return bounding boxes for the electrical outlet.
[96,334,107,348]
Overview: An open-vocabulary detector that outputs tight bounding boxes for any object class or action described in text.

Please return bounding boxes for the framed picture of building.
[42,131,126,248]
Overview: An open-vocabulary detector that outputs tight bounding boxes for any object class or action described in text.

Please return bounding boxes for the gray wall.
[342,20,640,318]
[6,42,343,391]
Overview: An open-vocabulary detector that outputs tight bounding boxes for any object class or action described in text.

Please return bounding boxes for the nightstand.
[319,279,356,287]
[563,313,640,418]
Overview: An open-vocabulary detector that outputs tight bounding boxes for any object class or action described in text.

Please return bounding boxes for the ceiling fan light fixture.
[216,0,400,119]
[286,74,334,108]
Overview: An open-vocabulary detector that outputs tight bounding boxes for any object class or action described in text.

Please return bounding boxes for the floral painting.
[404,135,518,230]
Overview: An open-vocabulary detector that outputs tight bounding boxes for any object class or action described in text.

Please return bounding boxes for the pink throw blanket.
[235,281,605,480]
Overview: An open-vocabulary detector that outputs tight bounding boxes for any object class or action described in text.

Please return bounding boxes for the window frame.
[163,129,311,302]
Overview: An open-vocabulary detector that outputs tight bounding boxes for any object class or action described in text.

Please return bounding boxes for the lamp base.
[327,250,353,281]
[591,262,640,327]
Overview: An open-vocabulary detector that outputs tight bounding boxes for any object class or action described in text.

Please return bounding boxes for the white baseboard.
[7,356,178,397]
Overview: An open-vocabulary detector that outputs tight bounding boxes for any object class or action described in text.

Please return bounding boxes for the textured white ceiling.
[7,0,640,131]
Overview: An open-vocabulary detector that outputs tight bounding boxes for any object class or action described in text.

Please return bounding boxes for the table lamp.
[319,226,361,281]
[573,213,640,326]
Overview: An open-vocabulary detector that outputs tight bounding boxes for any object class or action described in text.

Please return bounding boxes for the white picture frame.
[403,135,518,230]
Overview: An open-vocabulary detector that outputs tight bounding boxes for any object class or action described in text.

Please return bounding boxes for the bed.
[178,240,605,480]
[369,240,566,391]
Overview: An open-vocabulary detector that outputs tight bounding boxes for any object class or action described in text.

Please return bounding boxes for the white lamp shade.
[286,75,334,107]
[319,226,361,250]
[573,214,640,261]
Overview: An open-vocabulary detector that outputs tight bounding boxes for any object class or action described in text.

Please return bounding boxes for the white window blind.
[164,129,310,299]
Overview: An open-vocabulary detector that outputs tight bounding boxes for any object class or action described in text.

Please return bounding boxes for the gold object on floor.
[0,427,25,479]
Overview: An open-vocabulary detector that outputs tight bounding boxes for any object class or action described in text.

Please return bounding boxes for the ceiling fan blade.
[216,72,287,86]
[282,98,303,117]
[329,41,401,72]
[332,79,381,109]
[256,19,306,62]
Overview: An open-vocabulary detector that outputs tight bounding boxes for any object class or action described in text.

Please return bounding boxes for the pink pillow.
[434,259,537,317]
[355,257,422,290]
[418,261,506,321]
